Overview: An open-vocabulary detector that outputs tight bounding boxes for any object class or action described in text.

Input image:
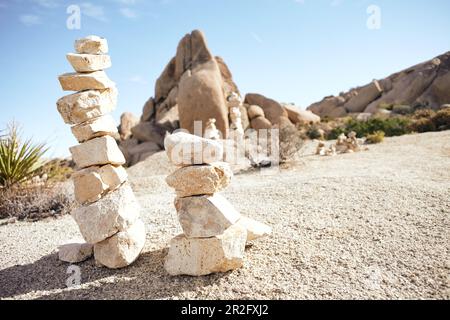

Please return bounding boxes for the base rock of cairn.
[163,132,272,276]
[56,35,146,269]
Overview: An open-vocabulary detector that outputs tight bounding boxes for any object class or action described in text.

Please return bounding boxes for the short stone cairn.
[163,132,272,276]
[56,35,146,269]
[317,131,365,157]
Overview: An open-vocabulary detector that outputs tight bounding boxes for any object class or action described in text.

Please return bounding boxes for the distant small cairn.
[316,131,366,157]
[56,35,146,269]
[163,132,272,276]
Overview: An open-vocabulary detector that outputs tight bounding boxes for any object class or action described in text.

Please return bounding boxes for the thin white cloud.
[119,7,137,19]
[32,0,60,8]
[294,0,305,4]
[128,75,148,85]
[116,0,137,4]
[19,14,42,26]
[80,2,107,22]
[331,0,343,6]
[250,32,263,44]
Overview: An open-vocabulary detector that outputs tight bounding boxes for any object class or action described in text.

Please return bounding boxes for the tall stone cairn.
[227,92,245,137]
[56,36,146,269]
[163,132,272,276]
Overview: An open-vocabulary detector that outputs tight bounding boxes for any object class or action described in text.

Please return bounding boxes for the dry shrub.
[0,183,75,222]
[410,118,436,133]
[433,108,450,130]
[37,158,74,183]
[409,108,450,132]
[279,122,305,162]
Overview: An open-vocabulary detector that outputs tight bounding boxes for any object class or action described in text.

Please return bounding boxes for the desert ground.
[0,131,449,300]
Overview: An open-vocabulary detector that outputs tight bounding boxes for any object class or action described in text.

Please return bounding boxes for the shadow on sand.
[0,248,229,300]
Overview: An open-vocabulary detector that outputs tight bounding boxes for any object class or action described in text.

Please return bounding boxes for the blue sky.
[0,0,449,157]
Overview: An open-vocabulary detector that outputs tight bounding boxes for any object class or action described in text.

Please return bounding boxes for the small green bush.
[0,123,48,188]
[366,131,385,144]
[327,117,411,140]
[306,126,323,140]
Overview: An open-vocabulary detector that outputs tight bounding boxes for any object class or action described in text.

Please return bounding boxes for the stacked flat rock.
[163,132,272,276]
[56,35,146,269]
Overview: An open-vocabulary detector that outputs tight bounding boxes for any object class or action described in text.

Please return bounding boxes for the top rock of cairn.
[75,35,108,55]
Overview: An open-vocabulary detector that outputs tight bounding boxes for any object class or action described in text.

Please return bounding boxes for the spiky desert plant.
[0,122,48,188]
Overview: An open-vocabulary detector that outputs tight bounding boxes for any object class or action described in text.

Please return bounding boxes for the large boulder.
[282,103,320,124]
[153,30,238,137]
[119,112,139,140]
[307,96,346,118]
[250,116,272,130]
[244,93,291,126]
[130,121,166,147]
[343,80,383,113]
[178,60,229,136]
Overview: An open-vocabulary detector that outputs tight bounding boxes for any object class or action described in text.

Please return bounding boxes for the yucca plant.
[0,122,48,188]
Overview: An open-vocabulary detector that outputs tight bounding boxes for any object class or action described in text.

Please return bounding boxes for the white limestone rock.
[56,87,117,125]
[69,135,125,169]
[73,164,128,204]
[71,114,118,143]
[175,194,241,238]
[66,53,111,73]
[94,219,146,269]
[75,35,108,55]
[58,242,94,263]
[58,71,115,91]
[236,216,272,242]
[166,162,232,198]
[164,132,223,166]
[71,184,140,244]
[164,224,247,276]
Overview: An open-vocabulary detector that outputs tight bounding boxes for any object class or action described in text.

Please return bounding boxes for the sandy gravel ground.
[0,131,449,300]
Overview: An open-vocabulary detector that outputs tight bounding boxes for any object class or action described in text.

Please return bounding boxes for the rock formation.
[118,30,325,167]
[163,132,271,276]
[57,35,146,269]
[118,30,243,165]
[307,52,450,118]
